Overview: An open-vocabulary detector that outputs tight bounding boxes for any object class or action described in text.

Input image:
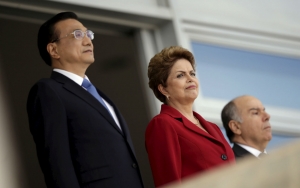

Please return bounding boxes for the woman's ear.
[47,43,60,59]
[228,120,242,135]
[158,84,169,97]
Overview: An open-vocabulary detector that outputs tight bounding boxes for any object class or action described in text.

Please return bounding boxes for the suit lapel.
[51,72,123,135]
[112,106,137,156]
[182,115,223,143]
[232,144,256,159]
[94,81,137,157]
[161,104,225,145]
[195,113,225,141]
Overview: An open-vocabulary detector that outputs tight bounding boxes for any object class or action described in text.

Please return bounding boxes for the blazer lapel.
[51,72,123,135]
[232,143,256,159]
[195,113,225,141]
[161,104,225,145]
[182,115,221,143]
[111,106,137,157]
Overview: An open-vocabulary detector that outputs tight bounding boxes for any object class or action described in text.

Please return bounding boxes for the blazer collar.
[233,143,257,158]
[234,143,263,157]
[51,71,123,135]
[160,104,225,144]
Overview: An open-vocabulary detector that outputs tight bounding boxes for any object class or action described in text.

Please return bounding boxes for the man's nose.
[263,111,270,121]
[83,35,92,46]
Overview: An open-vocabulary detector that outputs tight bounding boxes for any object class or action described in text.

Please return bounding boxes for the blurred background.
[0,0,299,187]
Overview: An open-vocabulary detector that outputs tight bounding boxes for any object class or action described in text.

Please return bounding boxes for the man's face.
[53,19,94,66]
[235,96,272,149]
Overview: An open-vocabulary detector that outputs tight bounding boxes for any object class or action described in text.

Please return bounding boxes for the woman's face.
[160,58,199,105]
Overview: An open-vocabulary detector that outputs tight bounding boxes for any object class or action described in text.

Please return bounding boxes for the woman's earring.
[166,96,170,100]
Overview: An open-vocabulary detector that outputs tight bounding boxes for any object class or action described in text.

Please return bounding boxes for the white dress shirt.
[236,143,267,157]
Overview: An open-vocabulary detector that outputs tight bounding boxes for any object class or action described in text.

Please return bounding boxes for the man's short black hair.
[37,12,78,66]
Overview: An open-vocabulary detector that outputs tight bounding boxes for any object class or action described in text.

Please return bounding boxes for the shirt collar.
[53,68,89,85]
[237,143,267,157]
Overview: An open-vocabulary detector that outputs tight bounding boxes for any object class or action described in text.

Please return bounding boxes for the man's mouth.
[83,49,93,53]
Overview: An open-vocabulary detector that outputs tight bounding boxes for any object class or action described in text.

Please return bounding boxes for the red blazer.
[145,105,235,187]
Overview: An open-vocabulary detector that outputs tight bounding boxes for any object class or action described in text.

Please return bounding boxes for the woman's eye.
[177,74,183,78]
[191,72,196,76]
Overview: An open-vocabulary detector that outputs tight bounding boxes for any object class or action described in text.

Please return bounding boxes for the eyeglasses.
[52,30,94,42]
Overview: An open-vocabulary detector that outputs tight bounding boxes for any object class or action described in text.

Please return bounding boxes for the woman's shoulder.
[146,114,181,138]
[147,112,182,129]
[149,113,175,124]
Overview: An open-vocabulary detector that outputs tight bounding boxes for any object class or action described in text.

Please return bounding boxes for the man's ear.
[47,43,60,59]
[158,84,169,97]
[228,120,242,135]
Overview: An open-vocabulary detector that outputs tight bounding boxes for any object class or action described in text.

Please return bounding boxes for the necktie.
[81,78,110,112]
[82,79,122,131]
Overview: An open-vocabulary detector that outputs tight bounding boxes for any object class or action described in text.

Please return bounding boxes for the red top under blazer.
[145,105,235,187]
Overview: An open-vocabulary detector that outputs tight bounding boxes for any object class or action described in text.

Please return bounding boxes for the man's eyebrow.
[72,28,88,31]
[248,107,265,112]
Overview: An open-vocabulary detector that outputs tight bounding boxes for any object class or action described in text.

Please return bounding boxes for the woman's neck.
[168,101,194,119]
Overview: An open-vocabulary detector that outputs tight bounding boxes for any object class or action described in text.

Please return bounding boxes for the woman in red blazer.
[146,46,235,187]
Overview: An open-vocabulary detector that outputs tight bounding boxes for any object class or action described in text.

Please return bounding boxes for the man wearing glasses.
[27,12,144,188]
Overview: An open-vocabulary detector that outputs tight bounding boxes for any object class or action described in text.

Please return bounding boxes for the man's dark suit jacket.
[27,71,144,188]
[232,143,257,159]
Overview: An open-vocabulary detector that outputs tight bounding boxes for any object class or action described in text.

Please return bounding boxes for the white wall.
[177,0,300,36]
[165,0,300,135]
[51,0,172,22]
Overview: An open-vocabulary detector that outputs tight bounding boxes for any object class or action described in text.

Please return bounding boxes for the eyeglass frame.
[51,29,94,43]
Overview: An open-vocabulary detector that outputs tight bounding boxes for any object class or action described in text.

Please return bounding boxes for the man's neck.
[232,138,267,152]
[52,64,88,78]
[235,143,267,157]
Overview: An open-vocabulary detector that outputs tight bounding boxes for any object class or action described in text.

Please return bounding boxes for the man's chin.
[86,59,95,65]
[266,134,272,141]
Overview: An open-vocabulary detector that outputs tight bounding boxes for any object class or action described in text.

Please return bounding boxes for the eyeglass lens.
[74,30,94,40]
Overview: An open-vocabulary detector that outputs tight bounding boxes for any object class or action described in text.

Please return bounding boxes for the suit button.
[132,163,137,168]
[221,154,227,160]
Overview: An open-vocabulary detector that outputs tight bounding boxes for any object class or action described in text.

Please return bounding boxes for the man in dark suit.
[27,12,144,188]
[221,95,272,159]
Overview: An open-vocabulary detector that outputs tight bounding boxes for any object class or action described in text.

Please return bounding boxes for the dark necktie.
[81,78,110,112]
